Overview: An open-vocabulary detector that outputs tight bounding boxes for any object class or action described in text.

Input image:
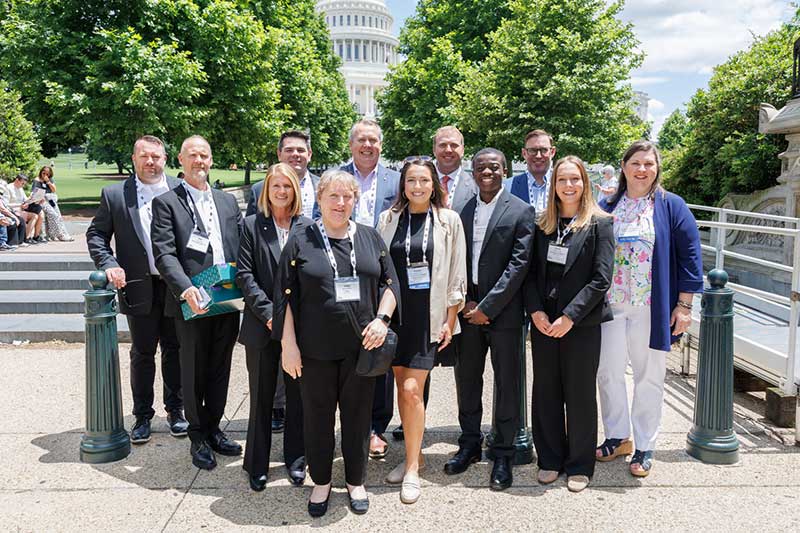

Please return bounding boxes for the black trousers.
[455,321,522,457]
[301,355,376,485]
[371,368,394,435]
[125,279,182,419]
[6,219,26,245]
[531,323,601,477]
[243,341,304,476]
[174,312,240,443]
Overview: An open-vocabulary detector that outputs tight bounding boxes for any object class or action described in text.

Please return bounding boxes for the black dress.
[391,212,437,370]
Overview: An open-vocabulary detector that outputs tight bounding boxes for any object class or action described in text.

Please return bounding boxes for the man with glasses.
[505,129,557,212]
[87,135,187,444]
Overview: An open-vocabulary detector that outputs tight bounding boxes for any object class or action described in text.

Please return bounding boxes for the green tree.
[662,16,799,205]
[450,0,644,162]
[658,109,689,151]
[378,0,510,160]
[0,80,41,181]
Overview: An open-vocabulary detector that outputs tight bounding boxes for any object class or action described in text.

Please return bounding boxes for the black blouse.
[272,223,401,361]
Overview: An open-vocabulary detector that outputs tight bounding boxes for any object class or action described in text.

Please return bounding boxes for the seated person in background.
[7,174,44,244]
[0,190,28,248]
[32,166,73,242]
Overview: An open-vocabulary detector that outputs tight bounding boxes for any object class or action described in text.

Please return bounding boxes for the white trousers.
[597,303,667,451]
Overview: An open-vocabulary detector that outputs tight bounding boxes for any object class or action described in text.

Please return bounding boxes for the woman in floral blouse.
[595,141,703,477]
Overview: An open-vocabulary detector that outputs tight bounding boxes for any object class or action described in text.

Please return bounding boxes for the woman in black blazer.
[235,163,312,492]
[523,155,614,492]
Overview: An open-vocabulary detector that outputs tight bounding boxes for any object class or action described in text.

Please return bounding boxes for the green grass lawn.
[35,153,254,215]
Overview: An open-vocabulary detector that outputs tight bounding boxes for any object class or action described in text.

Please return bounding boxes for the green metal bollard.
[686,269,740,464]
[80,271,131,463]
[486,325,534,465]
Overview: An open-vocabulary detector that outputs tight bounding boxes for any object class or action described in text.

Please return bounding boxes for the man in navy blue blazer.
[340,118,400,459]
[504,129,556,212]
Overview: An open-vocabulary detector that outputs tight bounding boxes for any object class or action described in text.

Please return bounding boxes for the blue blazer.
[504,172,531,204]
[600,190,704,351]
[340,162,400,227]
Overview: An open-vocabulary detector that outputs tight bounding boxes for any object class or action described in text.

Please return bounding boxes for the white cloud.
[645,97,671,137]
[629,76,669,87]
[619,0,793,74]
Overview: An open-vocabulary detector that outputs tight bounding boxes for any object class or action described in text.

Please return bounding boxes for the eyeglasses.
[524,147,552,156]
[403,155,432,163]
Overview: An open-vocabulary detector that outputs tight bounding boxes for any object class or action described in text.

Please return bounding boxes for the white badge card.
[187,230,210,253]
[197,286,213,310]
[547,243,569,265]
[618,223,640,243]
[407,263,431,290]
[335,276,361,302]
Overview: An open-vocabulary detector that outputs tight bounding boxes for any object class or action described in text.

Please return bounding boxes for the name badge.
[547,243,568,265]
[335,276,361,302]
[618,223,640,243]
[187,230,210,253]
[407,263,431,290]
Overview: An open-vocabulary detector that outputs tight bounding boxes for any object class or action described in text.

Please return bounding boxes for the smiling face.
[267,171,295,213]
[403,164,434,211]
[278,136,312,176]
[622,149,659,199]
[522,134,555,177]
[178,138,213,188]
[349,123,382,172]
[473,152,506,201]
[554,162,584,213]
[132,140,167,184]
[433,129,464,175]
[319,180,356,230]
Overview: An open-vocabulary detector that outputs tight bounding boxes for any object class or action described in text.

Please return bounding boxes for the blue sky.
[385,0,795,136]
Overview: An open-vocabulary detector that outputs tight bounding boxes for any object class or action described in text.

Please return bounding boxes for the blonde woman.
[377,159,466,504]
[523,155,614,492]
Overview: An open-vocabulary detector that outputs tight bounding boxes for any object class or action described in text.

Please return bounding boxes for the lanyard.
[183,183,215,236]
[556,216,576,245]
[405,209,432,267]
[317,220,357,279]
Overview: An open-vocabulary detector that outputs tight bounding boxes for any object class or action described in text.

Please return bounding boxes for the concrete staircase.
[0,251,131,343]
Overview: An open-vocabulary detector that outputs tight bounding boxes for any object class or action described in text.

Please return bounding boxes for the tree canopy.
[661,14,800,205]
[378,0,644,163]
[0,80,41,181]
[0,0,354,175]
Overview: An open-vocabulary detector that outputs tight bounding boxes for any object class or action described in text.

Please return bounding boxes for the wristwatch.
[377,313,391,324]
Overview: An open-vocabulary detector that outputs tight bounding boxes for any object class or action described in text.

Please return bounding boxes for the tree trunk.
[116,160,124,175]
[244,161,252,185]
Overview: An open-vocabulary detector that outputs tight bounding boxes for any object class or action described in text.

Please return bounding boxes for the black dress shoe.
[392,425,405,441]
[308,488,331,518]
[191,441,217,470]
[249,473,268,492]
[286,456,306,486]
[347,489,369,515]
[130,417,151,444]
[167,410,189,437]
[443,446,481,475]
[207,431,242,456]
[271,408,285,433]
[490,456,513,491]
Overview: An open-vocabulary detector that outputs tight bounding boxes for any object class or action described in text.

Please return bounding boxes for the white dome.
[316,0,400,118]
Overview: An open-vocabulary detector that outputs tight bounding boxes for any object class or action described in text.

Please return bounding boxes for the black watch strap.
[377,313,391,324]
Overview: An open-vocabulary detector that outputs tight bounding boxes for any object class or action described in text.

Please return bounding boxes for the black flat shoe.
[443,446,481,475]
[286,456,306,486]
[347,489,369,515]
[392,424,405,441]
[249,473,268,492]
[490,456,513,491]
[130,417,151,444]
[307,487,331,518]
[167,410,189,438]
[271,408,285,433]
[190,441,217,470]
[207,430,242,456]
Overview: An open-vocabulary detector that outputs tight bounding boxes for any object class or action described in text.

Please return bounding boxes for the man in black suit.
[444,148,535,491]
[151,135,244,470]
[86,135,187,444]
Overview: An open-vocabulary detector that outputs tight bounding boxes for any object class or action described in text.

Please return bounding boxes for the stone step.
[0,290,87,314]
[0,271,94,290]
[0,254,95,272]
[0,314,130,343]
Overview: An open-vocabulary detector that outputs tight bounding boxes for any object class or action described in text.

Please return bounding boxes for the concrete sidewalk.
[1,340,799,532]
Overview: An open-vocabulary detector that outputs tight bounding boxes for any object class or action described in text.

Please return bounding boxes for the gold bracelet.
[676,300,693,310]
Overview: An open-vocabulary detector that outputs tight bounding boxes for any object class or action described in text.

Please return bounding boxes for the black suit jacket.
[461,189,536,330]
[236,213,312,347]
[150,184,244,318]
[86,175,181,315]
[524,215,615,327]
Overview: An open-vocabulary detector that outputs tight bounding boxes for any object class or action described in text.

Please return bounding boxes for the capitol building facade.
[316,0,400,118]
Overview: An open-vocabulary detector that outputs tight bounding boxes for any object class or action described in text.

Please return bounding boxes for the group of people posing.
[86,120,703,518]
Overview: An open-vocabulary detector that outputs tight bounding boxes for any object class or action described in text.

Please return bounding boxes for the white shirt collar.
[183,179,211,199]
[477,189,502,207]
[526,164,552,187]
[135,174,168,191]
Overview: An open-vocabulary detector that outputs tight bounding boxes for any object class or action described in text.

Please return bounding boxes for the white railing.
[687,204,800,397]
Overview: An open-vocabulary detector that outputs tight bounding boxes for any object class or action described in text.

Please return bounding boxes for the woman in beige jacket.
[377,158,467,504]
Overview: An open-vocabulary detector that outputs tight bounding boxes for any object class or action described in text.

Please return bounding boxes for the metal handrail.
[688,203,800,225]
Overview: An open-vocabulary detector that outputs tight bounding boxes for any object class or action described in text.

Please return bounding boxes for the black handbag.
[344,305,397,377]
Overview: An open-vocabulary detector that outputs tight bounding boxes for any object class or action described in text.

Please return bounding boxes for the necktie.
[441,175,451,207]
